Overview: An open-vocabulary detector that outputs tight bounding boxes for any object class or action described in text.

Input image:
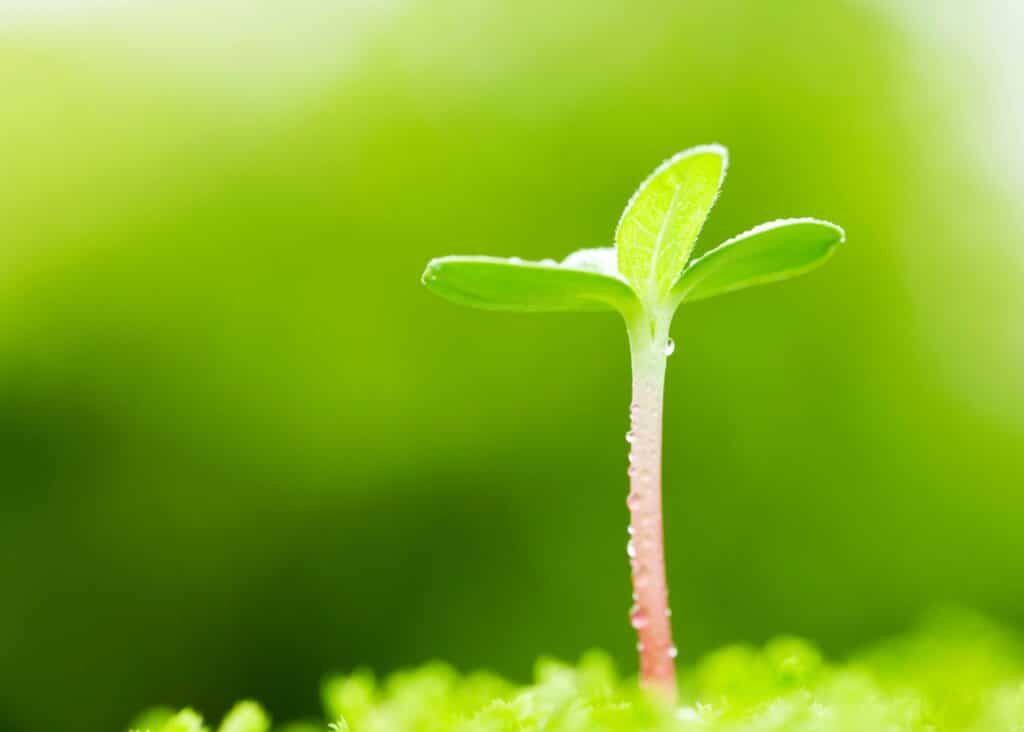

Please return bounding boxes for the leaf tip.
[651,143,729,184]
[420,258,446,287]
[690,142,729,170]
[791,217,846,249]
[617,145,730,230]
[730,217,845,247]
[824,220,847,245]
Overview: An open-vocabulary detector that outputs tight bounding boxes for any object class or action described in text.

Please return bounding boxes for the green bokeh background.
[1,1,1022,730]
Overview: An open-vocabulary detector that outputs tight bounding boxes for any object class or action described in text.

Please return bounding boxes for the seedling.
[421,145,844,701]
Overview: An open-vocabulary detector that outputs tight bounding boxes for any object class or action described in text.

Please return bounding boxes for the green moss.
[131,611,1024,731]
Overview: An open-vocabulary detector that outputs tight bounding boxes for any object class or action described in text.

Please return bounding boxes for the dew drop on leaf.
[664,338,675,356]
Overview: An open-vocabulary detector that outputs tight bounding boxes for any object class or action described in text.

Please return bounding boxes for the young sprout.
[421,145,844,701]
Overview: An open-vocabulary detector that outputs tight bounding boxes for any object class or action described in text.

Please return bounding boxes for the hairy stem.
[625,314,677,700]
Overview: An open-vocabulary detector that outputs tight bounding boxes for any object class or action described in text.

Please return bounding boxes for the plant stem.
[625,313,677,701]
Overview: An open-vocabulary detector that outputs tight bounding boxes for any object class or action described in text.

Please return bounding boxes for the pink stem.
[626,324,677,700]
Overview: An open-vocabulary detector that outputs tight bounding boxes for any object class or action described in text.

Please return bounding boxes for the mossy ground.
[130,610,1024,732]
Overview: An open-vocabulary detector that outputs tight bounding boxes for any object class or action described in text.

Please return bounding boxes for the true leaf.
[615,145,727,304]
[421,251,639,314]
[672,218,844,304]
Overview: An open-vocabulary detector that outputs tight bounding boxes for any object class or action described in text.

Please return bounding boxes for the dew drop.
[625,430,635,444]
[664,338,676,356]
[668,645,679,659]
[626,539,636,558]
[631,610,649,630]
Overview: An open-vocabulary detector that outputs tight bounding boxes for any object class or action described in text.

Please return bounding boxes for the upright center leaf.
[615,145,727,305]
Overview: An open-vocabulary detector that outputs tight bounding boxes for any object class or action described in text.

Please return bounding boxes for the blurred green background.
[1,1,1023,730]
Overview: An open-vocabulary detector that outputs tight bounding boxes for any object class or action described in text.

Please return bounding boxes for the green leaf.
[127,707,175,732]
[615,145,727,303]
[158,709,207,732]
[217,701,270,732]
[672,218,844,304]
[421,249,639,314]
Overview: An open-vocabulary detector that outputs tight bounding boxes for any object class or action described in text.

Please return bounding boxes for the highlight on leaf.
[420,252,639,314]
[157,709,206,732]
[671,218,845,304]
[128,702,272,732]
[615,144,728,302]
[218,701,271,732]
